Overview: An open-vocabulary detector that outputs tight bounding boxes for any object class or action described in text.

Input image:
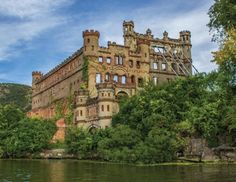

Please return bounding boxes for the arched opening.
[88,125,98,134]
[117,91,129,102]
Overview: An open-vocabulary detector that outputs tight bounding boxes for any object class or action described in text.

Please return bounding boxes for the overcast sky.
[0,0,218,85]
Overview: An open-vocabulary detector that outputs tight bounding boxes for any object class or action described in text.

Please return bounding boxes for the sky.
[0,0,218,85]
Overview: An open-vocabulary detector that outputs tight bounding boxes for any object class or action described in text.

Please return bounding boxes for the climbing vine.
[82,56,89,82]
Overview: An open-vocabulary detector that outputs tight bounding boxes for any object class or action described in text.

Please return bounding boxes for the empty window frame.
[107,105,110,111]
[129,60,133,68]
[105,73,110,81]
[115,56,123,65]
[96,73,101,83]
[131,75,135,83]
[153,76,158,85]
[161,63,167,71]
[121,75,126,84]
[136,61,141,69]
[113,74,118,83]
[153,62,158,70]
[98,57,103,63]
[138,78,143,87]
[171,63,177,72]
[106,57,111,64]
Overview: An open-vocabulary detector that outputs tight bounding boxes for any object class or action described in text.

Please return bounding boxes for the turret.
[123,20,137,51]
[163,31,168,41]
[96,83,115,119]
[83,29,100,56]
[146,28,153,39]
[137,39,150,62]
[74,90,89,124]
[32,71,43,86]
[179,30,192,59]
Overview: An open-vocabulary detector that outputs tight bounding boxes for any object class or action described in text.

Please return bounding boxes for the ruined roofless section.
[29,21,194,129]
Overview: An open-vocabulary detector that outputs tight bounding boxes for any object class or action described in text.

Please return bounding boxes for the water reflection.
[0,160,236,182]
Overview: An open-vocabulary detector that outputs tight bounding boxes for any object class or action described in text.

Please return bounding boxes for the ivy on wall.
[82,56,89,82]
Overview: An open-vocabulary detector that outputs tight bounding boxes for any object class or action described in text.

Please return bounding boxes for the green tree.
[208,0,236,41]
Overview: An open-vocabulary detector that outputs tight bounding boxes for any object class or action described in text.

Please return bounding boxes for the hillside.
[0,83,31,112]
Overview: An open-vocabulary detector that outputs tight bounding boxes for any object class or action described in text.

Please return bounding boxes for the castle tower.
[179,30,191,59]
[83,30,100,56]
[96,83,118,128]
[180,31,192,74]
[138,36,150,63]
[123,21,137,51]
[74,90,89,125]
[32,71,43,89]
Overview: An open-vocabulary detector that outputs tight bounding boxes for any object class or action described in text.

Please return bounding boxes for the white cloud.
[0,0,72,61]
[63,0,217,73]
[0,0,70,18]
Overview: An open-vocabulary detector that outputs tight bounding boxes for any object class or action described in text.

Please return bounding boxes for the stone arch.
[116,90,129,101]
[88,124,100,133]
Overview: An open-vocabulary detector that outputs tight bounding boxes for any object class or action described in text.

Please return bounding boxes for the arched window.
[113,74,118,83]
[131,75,135,83]
[129,60,133,68]
[96,73,101,83]
[121,75,126,84]
[105,73,110,81]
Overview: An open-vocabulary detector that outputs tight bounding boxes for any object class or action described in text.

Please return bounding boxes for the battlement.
[32,71,43,76]
[83,29,100,38]
[123,20,134,27]
[180,30,191,35]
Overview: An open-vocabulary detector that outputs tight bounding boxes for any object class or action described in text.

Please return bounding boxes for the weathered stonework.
[28,21,193,129]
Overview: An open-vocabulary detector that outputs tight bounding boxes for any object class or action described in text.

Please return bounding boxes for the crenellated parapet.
[83,29,100,38]
[32,71,43,84]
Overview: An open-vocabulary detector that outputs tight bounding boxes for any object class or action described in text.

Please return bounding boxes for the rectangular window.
[161,63,167,71]
[98,57,103,63]
[138,78,143,87]
[129,60,133,67]
[153,77,158,85]
[80,110,83,116]
[115,56,119,64]
[119,57,123,65]
[136,61,141,69]
[106,57,111,64]
[96,73,101,83]
[153,62,158,70]
[113,75,118,83]
[107,105,110,111]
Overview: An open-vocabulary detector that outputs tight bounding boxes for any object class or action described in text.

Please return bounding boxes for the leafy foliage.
[0,104,56,158]
[208,0,236,41]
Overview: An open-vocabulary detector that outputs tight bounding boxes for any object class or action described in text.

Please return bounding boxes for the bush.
[0,104,56,158]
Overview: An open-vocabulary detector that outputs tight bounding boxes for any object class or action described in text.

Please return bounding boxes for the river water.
[0,160,236,182]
